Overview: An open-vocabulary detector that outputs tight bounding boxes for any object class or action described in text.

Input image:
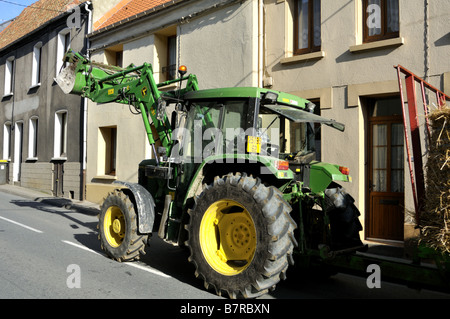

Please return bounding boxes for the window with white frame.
[56,29,71,77]
[3,122,11,160]
[4,57,14,96]
[28,117,38,159]
[54,111,68,158]
[32,43,42,87]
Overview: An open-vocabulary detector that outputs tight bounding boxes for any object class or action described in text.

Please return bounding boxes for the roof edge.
[0,2,90,54]
[93,0,133,31]
[87,0,187,38]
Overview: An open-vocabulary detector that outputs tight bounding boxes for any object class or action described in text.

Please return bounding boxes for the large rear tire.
[186,173,297,298]
[98,190,148,262]
[324,183,363,250]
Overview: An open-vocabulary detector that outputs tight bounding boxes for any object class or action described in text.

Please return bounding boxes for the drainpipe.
[258,0,263,88]
[10,57,16,184]
[81,1,92,200]
[424,0,429,82]
[258,1,272,88]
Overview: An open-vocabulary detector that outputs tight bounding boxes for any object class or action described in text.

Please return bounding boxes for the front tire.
[186,173,297,298]
[98,190,147,262]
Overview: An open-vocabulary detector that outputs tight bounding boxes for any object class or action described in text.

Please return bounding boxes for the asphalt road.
[0,188,449,303]
[0,190,218,299]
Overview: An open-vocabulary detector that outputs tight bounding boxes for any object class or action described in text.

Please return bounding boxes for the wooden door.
[368,99,405,241]
[53,161,64,197]
[13,122,23,183]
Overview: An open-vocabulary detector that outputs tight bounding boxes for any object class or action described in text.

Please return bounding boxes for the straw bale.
[420,104,450,253]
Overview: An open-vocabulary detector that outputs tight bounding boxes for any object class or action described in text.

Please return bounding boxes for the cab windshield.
[179,99,250,162]
[257,108,316,160]
[176,98,324,162]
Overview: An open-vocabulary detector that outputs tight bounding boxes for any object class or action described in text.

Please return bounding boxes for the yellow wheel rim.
[199,199,256,276]
[104,206,126,248]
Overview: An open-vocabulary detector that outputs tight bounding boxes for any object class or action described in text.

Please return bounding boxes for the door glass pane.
[373,170,387,192]
[373,146,387,169]
[391,123,404,170]
[372,124,387,146]
[372,124,387,191]
[391,123,404,192]
[391,146,403,169]
[371,97,402,117]
[391,123,403,144]
[391,170,403,192]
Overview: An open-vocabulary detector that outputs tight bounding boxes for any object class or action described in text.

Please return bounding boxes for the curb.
[36,197,101,216]
[0,184,100,216]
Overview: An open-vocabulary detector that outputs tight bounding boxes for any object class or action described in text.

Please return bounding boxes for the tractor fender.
[113,180,155,234]
[308,162,352,193]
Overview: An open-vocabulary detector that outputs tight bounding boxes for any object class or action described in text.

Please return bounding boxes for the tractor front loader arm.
[56,49,197,159]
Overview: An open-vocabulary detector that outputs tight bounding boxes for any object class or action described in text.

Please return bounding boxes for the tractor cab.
[176,87,345,166]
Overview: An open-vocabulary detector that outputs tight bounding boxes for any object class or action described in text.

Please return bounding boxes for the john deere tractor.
[57,50,364,298]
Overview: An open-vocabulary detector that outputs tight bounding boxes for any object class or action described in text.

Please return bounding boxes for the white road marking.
[0,208,171,280]
[0,215,43,233]
[124,261,171,278]
[61,240,103,256]
[61,240,171,279]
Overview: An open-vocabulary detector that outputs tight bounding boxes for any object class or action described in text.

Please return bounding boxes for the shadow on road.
[10,198,99,231]
[9,197,211,295]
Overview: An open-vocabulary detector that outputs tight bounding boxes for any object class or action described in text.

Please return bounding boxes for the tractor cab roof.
[183,87,345,132]
[184,87,309,109]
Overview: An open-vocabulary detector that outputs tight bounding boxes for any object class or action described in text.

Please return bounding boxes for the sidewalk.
[0,184,100,216]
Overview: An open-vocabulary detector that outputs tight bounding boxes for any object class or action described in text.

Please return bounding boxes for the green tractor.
[57,50,364,298]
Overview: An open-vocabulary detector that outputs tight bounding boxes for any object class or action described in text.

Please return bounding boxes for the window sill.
[51,157,67,162]
[280,51,325,65]
[158,83,179,91]
[26,157,38,162]
[350,37,404,53]
[29,83,41,90]
[94,175,117,180]
[2,92,13,99]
